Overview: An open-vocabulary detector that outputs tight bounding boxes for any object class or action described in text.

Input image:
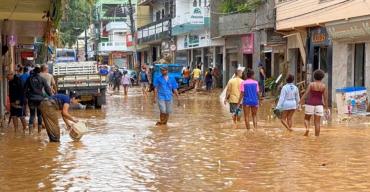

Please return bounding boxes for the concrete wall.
[135,6,151,28]
[276,0,370,30]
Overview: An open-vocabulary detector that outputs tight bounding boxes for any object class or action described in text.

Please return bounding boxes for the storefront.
[326,16,370,104]
[307,27,332,104]
[176,30,224,71]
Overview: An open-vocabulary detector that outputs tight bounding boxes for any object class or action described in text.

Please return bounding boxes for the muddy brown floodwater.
[2,88,370,191]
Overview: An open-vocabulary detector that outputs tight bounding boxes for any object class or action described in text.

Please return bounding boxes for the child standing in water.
[238,69,261,129]
[121,71,131,96]
[276,74,300,131]
[300,69,328,136]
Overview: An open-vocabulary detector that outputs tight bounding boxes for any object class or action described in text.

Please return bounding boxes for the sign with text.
[190,7,204,25]
[311,27,330,46]
[241,34,254,54]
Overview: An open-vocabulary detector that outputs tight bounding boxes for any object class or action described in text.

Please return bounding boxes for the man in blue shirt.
[153,66,179,125]
[39,93,81,142]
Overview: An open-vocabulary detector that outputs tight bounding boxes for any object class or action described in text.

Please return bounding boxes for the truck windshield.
[56,50,76,57]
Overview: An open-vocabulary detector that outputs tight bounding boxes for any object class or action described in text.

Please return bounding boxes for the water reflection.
[1,89,370,191]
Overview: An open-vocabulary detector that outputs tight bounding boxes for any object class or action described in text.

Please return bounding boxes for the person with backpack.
[112,68,122,92]
[24,65,53,133]
[139,67,149,96]
[205,67,213,91]
[7,71,27,131]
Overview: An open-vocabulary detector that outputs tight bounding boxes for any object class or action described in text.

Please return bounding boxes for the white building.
[98,21,130,53]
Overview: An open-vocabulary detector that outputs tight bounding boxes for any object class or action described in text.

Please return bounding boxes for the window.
[199,0,202,7]
[156,11,161,21]
[162,9,165,19]
[354,43,365,86]
[193,0,197,7]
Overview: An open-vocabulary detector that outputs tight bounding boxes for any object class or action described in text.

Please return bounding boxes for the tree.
[59,0,95,47]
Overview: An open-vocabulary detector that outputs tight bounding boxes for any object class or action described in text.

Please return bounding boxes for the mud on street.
[1,88,370,191]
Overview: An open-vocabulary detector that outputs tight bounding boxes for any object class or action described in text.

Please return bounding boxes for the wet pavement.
[2,88,370,191]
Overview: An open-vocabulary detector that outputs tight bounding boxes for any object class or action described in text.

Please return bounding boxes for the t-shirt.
[192,68,201,79]
[153,75,178,101]
[50,94,70,110]
[183,69,190,78]
[121,75,131,85]
[226,77,243,103]
[39,73,55,87]
[240,79,259,106]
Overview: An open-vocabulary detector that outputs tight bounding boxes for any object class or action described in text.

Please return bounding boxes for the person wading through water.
[7,72,27,131]
[153,66,179,125]
[25,65,52,133]
[39,93,81,142]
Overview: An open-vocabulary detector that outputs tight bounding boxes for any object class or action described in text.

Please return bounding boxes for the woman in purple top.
[238,69,260,129]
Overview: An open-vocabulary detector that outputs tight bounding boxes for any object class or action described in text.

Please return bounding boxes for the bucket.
[69,122,88,141]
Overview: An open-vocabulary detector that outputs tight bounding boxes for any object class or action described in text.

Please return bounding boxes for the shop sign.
[126,33,136,47]
[111,51,126,58]
[190,7,204,25]
[311,27,330,45]
[327,19,370,39]
[184,34,200,48]
[241,34,254,54]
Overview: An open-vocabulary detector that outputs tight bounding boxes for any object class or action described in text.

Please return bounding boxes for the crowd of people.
[224,68,328,136]
[6,64,81,142]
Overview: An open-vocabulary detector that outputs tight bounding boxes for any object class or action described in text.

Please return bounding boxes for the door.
[354,43,365,86]
[243,54,253,69]
[313,46,329,87]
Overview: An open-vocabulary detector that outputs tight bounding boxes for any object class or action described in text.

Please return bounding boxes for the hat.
[160,66,168,70]
[35,64,41,68]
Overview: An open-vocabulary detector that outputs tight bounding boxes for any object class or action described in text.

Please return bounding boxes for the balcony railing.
[137,18,171,44]
[98,42,127,52]
[106,22,129,32]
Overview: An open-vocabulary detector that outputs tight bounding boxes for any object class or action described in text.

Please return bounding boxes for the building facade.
[135,0,175,67]
[211,0,279,86]
[276,0,370,105]
[95,0,136,67]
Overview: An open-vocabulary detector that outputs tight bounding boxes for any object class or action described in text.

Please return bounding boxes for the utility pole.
[128,0,138,69]
[85,29,88,61]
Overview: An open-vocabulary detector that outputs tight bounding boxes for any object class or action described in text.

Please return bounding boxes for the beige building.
[276,0,370,105]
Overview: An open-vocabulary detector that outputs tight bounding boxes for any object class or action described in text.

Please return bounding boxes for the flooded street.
[2,88,370,191]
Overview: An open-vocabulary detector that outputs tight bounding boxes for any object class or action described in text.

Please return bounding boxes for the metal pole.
[76,38,79,61]
[85,29,88,61]
[128,0,138,69]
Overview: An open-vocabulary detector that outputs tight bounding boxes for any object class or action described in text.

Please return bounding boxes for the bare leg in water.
[251,107,258,129]
[281,111,291,131]
[12,117,18,132]
[287,110,295,131]
[243,106,251,129]
[304,114,311,136]
[314,115,321,136]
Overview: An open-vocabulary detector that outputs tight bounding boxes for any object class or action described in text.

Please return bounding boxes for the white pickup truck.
[53,61,107,108]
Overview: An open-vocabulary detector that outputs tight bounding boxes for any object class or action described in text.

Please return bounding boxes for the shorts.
[304,105,324,116]
[230,103,242,116]
[158,100,173,114]
[140,82,149,88]
[10,106,24,117]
